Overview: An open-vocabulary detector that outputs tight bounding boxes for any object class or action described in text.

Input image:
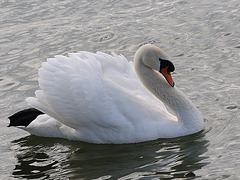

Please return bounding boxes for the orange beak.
[160,67,175,87]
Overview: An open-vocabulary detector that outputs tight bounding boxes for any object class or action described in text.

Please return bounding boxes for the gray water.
[1,0,240,179]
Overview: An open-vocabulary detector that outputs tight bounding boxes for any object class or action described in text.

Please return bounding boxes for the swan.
[8,44,204,144]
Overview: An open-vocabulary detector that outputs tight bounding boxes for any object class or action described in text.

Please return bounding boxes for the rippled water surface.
[1,0,240,179]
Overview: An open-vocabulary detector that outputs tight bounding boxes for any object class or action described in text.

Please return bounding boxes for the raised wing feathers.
[26,52,148,130]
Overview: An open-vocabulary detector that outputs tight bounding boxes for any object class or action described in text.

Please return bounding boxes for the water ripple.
[10,133,209,179]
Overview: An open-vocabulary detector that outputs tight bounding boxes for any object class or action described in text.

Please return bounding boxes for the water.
[0,0,239,179]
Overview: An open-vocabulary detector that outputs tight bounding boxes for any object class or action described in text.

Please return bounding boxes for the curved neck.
[134,58,204,131]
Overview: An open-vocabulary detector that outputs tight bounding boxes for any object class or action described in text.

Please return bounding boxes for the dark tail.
[8,108,44,127]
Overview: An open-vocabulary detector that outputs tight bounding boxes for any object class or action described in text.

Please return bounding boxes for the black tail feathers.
[8,108,44,127]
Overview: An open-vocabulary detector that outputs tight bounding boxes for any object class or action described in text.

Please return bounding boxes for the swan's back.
[26,51,174,143]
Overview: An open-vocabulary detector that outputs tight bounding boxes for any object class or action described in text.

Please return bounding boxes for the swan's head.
[135,44,175,87]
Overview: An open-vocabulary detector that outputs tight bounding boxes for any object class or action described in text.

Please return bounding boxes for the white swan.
[9,44,204,144]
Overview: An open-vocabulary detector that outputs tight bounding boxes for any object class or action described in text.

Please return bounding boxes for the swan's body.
[9,44,204,144]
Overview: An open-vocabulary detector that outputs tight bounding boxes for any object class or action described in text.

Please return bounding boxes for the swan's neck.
[134,60,204,131]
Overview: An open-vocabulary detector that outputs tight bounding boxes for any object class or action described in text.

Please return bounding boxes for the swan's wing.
[26,51,170,131]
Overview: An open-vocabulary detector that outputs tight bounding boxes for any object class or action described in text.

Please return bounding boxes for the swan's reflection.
[11,132,209,179]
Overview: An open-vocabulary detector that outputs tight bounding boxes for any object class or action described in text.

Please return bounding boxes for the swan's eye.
[159,58,175,74]
[167,63,175,73]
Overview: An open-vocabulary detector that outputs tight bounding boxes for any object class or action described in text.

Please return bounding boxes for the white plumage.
[14,44,204,144]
